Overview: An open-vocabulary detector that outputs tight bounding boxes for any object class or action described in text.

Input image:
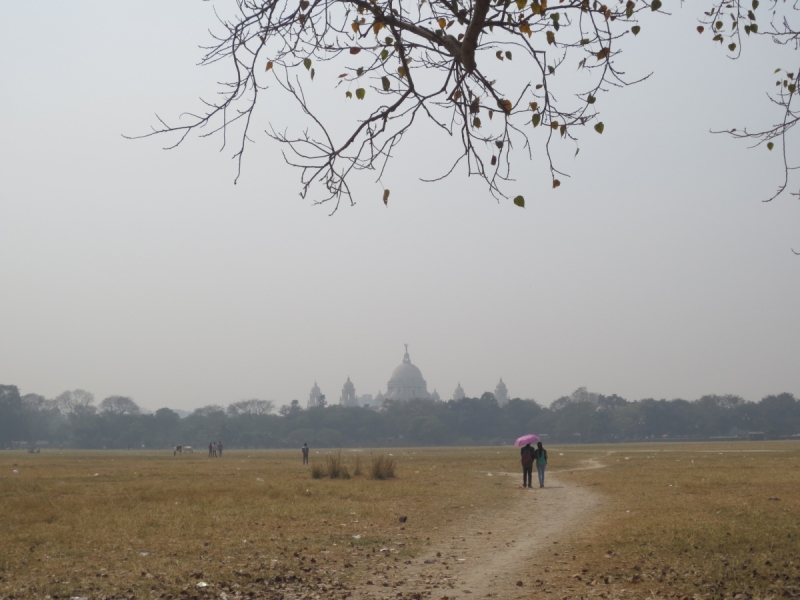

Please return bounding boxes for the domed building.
[452,382,465,401]
[340,376,358,407]
[386,345,430,400]
[308,381,324,408]
[494,378,508,405]
[430,389,441,402]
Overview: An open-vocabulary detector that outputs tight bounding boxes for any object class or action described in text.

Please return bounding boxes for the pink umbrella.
[514,434,540,447]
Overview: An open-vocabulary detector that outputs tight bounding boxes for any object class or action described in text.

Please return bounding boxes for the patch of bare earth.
[347,464,606,600]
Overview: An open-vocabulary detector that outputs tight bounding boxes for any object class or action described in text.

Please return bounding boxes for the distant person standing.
[208,442,213,458]
[535,441,548,488]
[302,443,309,465]
[520,443,534,488]
[217,441,223,457]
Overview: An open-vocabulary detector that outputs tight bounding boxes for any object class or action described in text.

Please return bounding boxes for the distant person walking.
[217,441,223,457]
[534,441,548,488]
[302,443,309,465]
[208,442,213,458]
[520,443,534,488]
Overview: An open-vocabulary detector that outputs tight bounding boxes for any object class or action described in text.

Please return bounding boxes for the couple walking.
[521,441,547,488]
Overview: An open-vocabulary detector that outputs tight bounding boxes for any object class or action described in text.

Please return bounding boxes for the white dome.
[389,361,425,383]
[386,345,429,400]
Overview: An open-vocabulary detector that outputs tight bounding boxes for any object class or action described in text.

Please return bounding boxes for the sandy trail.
[352,457,609,599]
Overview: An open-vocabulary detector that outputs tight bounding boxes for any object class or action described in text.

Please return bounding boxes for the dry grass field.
[1,442,799,600]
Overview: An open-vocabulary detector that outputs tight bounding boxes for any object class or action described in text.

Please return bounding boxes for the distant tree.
[55,389,96,416]
[192,404,226,417]
[0,385,24,447]
[317,394,327,408]
[551,387,600,411]
[99,396,141,415]
[227,399,276,416]
[279,399,303,416]
[21,394,49,411]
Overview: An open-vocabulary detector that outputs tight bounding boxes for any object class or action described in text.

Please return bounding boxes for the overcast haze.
[1,1,798,412]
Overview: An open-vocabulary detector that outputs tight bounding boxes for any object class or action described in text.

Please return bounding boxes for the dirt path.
[351,457,609,600]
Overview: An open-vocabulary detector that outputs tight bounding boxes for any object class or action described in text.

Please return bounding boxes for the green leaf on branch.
[380,49,389,61]
[728,43,737,51]
[383,189,390,205]
[513,195,525,207]
[587,94,596,104]
[355,88,366,99]
[303,58,312,70]
[382,76,390,91]
[532,113,541,127]
[594,122,605,134]
[767,142,774,150]
[651,0,661,10]
[631,25,641,35]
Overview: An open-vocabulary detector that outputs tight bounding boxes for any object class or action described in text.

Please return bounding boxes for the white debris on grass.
[12,470,18,474]
[352,535,361,539]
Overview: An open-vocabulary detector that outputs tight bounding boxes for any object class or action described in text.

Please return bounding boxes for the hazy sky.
[1,1,798,412]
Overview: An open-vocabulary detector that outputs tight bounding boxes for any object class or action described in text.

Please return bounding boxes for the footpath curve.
[350,457,609,600]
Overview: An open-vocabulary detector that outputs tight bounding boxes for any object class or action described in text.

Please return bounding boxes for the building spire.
[403,343,410,364]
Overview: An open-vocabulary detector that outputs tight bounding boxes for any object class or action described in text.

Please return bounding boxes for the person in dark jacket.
[534,441,548,488]
[520,443,534,488]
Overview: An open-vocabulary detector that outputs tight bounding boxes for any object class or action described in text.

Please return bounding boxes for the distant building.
[453,382,465,401]
[430,389,441,402]
[358,394,373,407]
[308,381,323,408]
[386,345,430,400]
[494,378,508,405]
[340,377,358,407]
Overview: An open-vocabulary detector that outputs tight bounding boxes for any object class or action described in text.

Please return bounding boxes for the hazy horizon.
[2,1,798,413]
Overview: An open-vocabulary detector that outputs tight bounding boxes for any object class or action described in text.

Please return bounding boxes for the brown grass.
[2,443,799,600]
[324,451,350,479]
[370,453,396,479]
[541,442,800,600]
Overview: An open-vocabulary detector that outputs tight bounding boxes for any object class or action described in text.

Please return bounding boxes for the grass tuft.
[370,453,396,479]
[310,461,326,478]
[325,451,350,479]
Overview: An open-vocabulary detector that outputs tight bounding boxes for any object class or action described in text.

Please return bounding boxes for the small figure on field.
[520,443,534,488]
[535,442,548,488]
[217,441,223,457]
[302,443,309,465]
[208,442,214,458]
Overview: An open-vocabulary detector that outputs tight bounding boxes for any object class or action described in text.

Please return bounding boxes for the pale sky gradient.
[1,1,798,412]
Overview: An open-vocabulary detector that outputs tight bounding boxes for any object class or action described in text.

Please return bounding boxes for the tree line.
[0,384,798,450]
